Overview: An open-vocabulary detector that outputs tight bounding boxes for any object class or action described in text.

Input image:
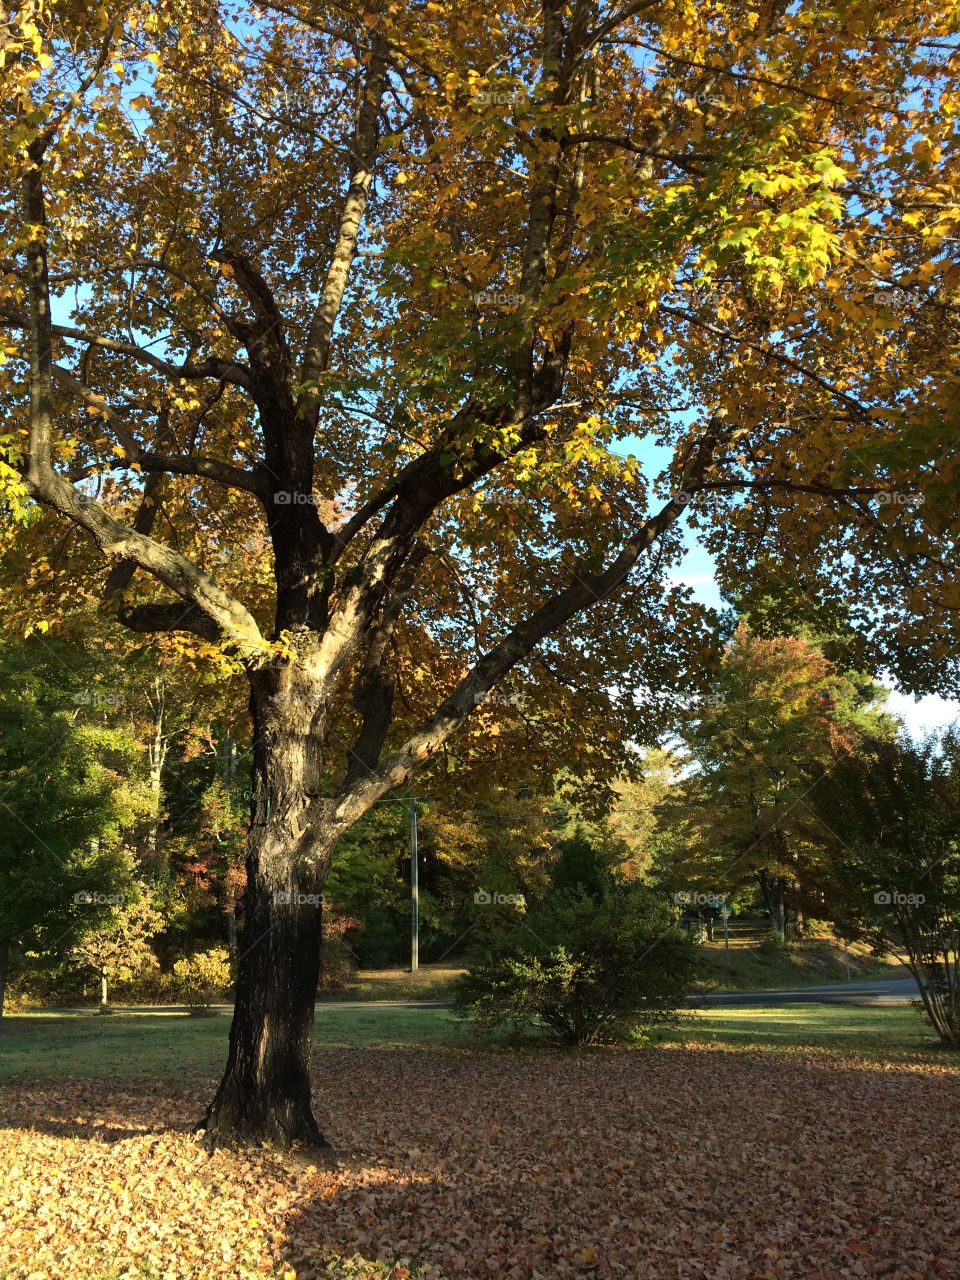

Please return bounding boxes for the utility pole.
[409,794,419,972]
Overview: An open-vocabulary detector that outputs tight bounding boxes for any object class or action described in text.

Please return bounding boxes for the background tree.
[653,628,894,937]
[809,734,960,1048]
[71,887,163,1013]
[0,636,146,1017]
[3,0,959,1146]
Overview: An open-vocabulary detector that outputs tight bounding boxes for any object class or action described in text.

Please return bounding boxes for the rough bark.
[759,869,787,939]
[198,671,338,1151]
[198,849,331,1148]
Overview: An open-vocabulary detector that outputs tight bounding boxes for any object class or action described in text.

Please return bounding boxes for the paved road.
[31,980,923,1017]
[695,977,922,1007]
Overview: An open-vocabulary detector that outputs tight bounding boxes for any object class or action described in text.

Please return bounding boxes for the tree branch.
[50,364,266,495]
[326,418,727,829]
[0,306,253,388]
[301,22,389,398]
[20,153,265,654]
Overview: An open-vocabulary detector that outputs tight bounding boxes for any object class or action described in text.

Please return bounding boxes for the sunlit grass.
[1,1000,954,1081]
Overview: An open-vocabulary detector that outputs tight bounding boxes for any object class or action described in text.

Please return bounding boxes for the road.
[696,976,921,1007]
[31,979,923,1017]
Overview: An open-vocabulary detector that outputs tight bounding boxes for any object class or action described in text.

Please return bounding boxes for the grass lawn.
[662,1003,947,1061]
[322,937,904,1004]
[0,1006,469,1079]
[0,1001,950,1081]
[318,964,465,1003]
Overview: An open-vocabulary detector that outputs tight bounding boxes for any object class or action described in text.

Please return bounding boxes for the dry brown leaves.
[1,1045,958,1279]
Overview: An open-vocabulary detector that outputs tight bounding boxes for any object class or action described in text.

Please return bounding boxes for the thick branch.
[20,156,265,654]
[301,24,389,396]
[342,541,431,786]
[111,601,222,641]
[327,420,727,828]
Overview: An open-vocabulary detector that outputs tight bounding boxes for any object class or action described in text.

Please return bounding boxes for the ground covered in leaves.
[1,1044,958,1279]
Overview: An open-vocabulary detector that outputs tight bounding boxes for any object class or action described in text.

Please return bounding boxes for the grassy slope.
[318,965,465,1003]
[693,931,905,991]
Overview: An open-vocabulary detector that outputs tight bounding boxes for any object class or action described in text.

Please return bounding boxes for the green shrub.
[319,934,357,990]
[172,946,233,1011]
[757,931,789,957]
[454,884,696,1045]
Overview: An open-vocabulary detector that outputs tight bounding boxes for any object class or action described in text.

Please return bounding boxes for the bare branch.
[0,305,253,388]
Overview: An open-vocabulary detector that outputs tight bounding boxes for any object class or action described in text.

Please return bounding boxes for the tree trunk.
[0,939,9,1020]
[99,974,109,1012]
[199,849,330,1148]
[225,907,238,962]
[198,669,338,1151]
[759,869,787,939]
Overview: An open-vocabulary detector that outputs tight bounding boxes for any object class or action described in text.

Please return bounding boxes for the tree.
[0,636,145,1017]
[549,829,615,899]
[72,887,163,1012]
[653,627,894,937]
[809,734,960,1048]
[2,1,958,1145]
[173,945,233,1013]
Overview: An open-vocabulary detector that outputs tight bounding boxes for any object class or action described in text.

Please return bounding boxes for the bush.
[172,947,233,1011]
[757,931,789,956]
[454,884,697,1045]
[319,935,357,991]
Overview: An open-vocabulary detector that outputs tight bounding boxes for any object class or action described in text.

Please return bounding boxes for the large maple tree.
[2,0,958,1146]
